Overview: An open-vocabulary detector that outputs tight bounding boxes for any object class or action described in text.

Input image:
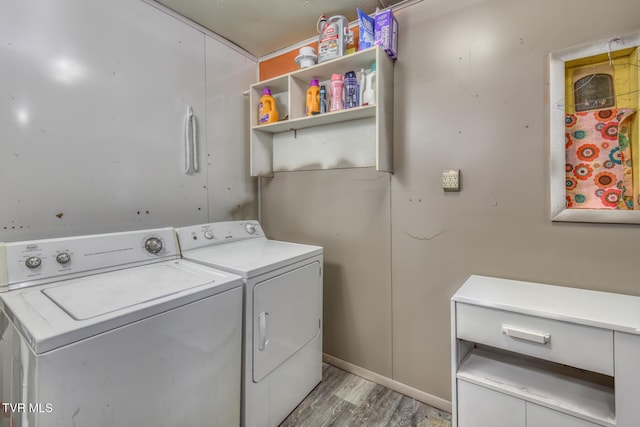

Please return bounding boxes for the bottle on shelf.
[344,70,358,109]
[318,15,349,63]
[320,85,327,114]
[358,68,366,106]
[330,73,344,112]
[306,79,321,116]
[258,87,279,125]
[363,63,377,106]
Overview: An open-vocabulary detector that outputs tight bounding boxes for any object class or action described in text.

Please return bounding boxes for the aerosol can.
[318,15,352,63]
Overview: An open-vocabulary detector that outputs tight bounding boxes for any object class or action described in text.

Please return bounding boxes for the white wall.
[0,0,257,242]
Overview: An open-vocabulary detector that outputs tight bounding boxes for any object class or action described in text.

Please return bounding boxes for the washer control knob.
[204,230,215,240]
[145,237,163,254]
[25,256,42,269]
[56,252,71,265]
[245,223,256,235]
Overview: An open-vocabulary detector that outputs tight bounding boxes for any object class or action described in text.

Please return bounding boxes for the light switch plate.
[442,169,460,191]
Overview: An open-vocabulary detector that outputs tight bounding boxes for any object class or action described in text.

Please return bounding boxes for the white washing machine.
[176,221,323,427]
[0,228,243,427]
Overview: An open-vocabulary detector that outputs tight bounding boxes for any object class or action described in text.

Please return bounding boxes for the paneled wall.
[205,36,257,221]
[260,168,393,377]
[0,0,256,242]
[261,0,640,404]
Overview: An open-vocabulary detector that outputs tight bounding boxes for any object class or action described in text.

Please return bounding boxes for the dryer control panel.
[0,228,179,291]
[177,221,264,251]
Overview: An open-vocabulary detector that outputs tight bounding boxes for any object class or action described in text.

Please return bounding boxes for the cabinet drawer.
[457,380,525,427]
[527,403,602,427]
[456,303,613,375]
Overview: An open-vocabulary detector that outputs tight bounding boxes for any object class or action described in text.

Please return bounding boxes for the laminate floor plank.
[387,395,452,427]
[280,363,452,427]
[332,371,378,406]
[280,365,357,427]
[280,394,356,427]
[332,384,402,427]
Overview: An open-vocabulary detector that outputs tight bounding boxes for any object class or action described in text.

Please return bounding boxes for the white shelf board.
[251,105,376,134]
[452,275,640,335]
[292,47,378,81]
[457,348,615,427]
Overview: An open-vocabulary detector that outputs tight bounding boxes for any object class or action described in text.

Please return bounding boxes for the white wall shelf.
[252,105,376,134]
[451,275,640,427]
[250,46,394,177]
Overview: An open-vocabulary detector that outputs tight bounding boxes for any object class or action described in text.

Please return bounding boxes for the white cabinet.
[457,381,525,427]
[458,382,601,427]
[612,331,640,427]
[249,47,394,177]
[451,275,640,427]
[527,404,601,427]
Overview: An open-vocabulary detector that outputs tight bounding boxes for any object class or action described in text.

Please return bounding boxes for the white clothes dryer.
[176,221,323,427]
[0,228,243,427]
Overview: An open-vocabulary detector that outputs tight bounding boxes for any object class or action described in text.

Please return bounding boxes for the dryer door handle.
[258,312,269,351]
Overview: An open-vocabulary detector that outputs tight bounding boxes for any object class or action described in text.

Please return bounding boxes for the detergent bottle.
[362,63,377,106]
[320,85,327,113]
[318,15,350,63]
[258,87,279,125]
[330,74,344,112]
[344,71,358,109]
[306,79,320,116]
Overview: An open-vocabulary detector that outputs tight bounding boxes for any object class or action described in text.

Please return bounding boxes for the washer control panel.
[176,221,264,252]
[0,228,178,291]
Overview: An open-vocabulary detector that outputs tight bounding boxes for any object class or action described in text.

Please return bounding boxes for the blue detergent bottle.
[320,85,327,113]
[344,70,358,109]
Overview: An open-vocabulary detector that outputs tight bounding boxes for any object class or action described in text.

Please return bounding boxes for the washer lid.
[43,262,217,320]
[0,260,242,354]
[183,239,323,278]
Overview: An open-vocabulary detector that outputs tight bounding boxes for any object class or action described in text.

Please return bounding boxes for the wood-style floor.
[280,363,452,427]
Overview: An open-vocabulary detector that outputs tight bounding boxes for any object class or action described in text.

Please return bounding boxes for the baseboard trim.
[322,353,452,413]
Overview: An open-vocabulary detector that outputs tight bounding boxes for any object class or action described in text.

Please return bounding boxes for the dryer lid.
[183,238,322,278]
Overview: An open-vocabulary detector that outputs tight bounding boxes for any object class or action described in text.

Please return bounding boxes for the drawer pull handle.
[502,325,550,344]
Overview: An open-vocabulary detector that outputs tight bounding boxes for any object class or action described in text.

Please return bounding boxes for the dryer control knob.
[204,231,215,240]
[245,223,256,235]
[145,237,163,254]
[25,256,42,269]
[56,252,71,265]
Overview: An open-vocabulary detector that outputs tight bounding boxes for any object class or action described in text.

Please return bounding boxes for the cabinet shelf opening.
[457,344,615,427]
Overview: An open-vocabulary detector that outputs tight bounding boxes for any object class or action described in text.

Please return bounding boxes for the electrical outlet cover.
[442,169,460,191]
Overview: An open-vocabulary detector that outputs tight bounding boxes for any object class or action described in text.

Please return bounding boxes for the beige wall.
[261,0,640,404]
[260,168,393,377]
